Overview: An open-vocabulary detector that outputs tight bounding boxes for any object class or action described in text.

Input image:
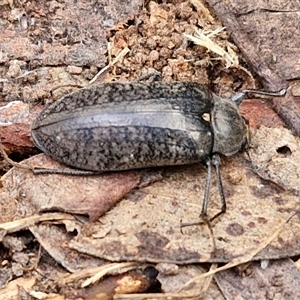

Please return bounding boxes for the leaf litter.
[1,0,300,298]
[1,126,300,297]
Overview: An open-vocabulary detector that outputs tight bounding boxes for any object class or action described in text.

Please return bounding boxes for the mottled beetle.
[31,81,285,219]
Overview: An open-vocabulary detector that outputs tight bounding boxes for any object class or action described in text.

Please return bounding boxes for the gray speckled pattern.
[32,81,239,171]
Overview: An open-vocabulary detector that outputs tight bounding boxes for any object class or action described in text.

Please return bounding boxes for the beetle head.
[210,96,248,156]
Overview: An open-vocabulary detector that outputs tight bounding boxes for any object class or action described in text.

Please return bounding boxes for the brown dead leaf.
[30,224,106,273]
[1,0,299,298]
[0,154,143,221]
[250,126,300,195]
[69,164,214,264]
[68,129,300,263]
[0,277,36,300]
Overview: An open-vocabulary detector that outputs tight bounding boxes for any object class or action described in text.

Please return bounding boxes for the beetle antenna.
[230,88,287,106]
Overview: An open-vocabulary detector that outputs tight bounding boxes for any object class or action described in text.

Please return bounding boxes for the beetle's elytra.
[32,82,246,172]
[31,81,286,219]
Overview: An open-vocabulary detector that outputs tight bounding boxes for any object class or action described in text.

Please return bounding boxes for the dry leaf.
[1,154,142,222]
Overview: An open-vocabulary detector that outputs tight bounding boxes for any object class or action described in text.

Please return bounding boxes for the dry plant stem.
[81,262,143,288]
[184,27,235,68]
[115,265,218,300]
[89,46,130,84]
[0,213,74,234]
[62,262,145,287]
[0,138,33,171]
[202,263,218,293]
[114,292,201,299]
[125,264,219,300]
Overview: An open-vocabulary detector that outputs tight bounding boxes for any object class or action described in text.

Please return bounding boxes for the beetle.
[31,81,286,220]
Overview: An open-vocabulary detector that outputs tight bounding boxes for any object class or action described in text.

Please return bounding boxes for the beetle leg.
[136,71,162,82]
[201,155,227,222]
[200,158,212,219]
[0,136,99,175]
[211,154,226,221]
[32,167,100,175]
[182,156,225,230]
[180,160,212,227]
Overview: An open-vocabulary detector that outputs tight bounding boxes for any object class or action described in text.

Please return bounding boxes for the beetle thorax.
[211,97,247,156]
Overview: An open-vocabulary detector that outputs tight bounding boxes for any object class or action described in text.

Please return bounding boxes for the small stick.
[0,138,33,171]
